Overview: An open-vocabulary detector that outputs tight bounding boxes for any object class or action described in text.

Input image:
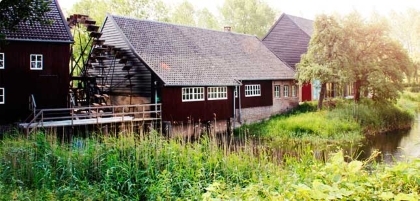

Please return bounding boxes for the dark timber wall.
[237,80,273,109]
[161,86,234,122]
[0,41,70,124]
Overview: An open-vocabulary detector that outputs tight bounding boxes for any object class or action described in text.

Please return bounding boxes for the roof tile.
[110,15,295,86]
[1,0,73,43]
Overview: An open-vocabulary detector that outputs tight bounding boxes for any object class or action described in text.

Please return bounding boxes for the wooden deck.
[19,103,161,134]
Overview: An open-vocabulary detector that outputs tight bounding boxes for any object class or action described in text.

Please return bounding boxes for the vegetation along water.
[0,91,418,200]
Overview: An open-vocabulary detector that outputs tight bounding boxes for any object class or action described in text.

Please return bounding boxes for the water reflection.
[354,114,420,163]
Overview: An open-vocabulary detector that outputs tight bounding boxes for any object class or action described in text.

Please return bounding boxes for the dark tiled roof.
[286,14,314,36]
[108,15,295,86]
[1,0,73,43]
[262,13,313,69]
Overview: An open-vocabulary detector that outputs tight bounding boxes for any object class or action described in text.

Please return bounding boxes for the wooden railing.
[22,103,162,134]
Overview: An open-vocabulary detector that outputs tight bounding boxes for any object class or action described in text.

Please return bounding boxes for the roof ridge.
[261,13,286,41]
[107,13,296,86]
[284,13,314,21]
[109,14,258,38]
[284,14,313,37]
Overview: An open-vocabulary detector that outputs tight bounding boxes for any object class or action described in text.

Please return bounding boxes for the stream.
[352,113,420,163]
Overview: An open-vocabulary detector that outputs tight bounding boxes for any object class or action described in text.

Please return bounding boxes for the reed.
[0,129,420,200]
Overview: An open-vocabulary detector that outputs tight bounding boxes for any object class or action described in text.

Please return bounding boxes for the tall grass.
[241,94,418,142]
[239,102,362,143]
[1,131,420,200]
[0,131,278,200]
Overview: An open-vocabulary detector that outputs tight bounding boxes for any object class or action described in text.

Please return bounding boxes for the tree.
[197,8,221,30]
[220,0,276,38]
[388,9,420,83]
[0,0,51,39]
[297,12,413,108]
[340,12,413,102]
[68,0,108,24]
[296,15,345,109]
[69,0,170,24]
[168,1,196,26]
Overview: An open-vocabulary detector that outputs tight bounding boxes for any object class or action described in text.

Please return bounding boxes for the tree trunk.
[354,79,361,103]
[317,83,327,110]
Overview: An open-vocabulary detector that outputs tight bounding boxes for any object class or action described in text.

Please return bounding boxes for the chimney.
[224,26,231,32]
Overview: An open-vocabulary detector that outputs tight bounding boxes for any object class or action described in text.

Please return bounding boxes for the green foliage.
[2,131,420,200]
[69,0,170,24]
[220,0,276,38]
[329,99,414,134]
[197,8,221,30]
[0,0,51,40]
[241,94,416,141]
[240,102,362,141]
[203,149,420,200]
[167,1,196,26]
[298,12,414,104]
[70,25,91,78]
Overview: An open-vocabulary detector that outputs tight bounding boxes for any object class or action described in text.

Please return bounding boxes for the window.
[30,54,43,70]
[274,85,280,98]
[234,86,238,98]
[208,87,227,100]
[182,87,204,102]
[0,88,4,104]
[245,84,261,97]
[283,85,289,97]
[0,53,4,69]
[292,85,297,97]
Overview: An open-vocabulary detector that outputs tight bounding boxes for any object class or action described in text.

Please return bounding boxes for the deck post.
[96,108,99,124]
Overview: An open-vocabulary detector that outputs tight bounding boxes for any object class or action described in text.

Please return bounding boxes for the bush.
[1,132,420,200]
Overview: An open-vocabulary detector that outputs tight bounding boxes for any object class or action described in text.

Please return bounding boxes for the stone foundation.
[237,97,299,124]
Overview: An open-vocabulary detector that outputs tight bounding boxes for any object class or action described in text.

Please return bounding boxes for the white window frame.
[0,88,4,104]
[208,87,227,100]
[0,53,4,69]
[283,85,289,97]
[30,54,43,70]
[234,86,238,98]
[292,85,297,97]
[274,85,280,98]
[245,84,261,97]
[182,87,204,102]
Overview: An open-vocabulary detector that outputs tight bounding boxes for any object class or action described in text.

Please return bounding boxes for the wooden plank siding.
[262,15,311,70]
[237,80,273,109]
[0,41,70,124]
[161,86,234,122]
[94,17,152,97]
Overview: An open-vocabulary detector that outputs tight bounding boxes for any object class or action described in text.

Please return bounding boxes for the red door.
[301,83,312,101]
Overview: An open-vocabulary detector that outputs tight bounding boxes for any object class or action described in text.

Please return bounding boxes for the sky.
[57,0,420,20]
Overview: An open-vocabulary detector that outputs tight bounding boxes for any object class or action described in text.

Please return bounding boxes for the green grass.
[238,102,362,143]
[1,132,420,200]
[0,92,418,200]
[239,93,418,142]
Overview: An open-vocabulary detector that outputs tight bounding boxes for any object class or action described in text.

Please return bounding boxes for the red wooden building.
[0,0,73,124]
[91,14,299,124]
